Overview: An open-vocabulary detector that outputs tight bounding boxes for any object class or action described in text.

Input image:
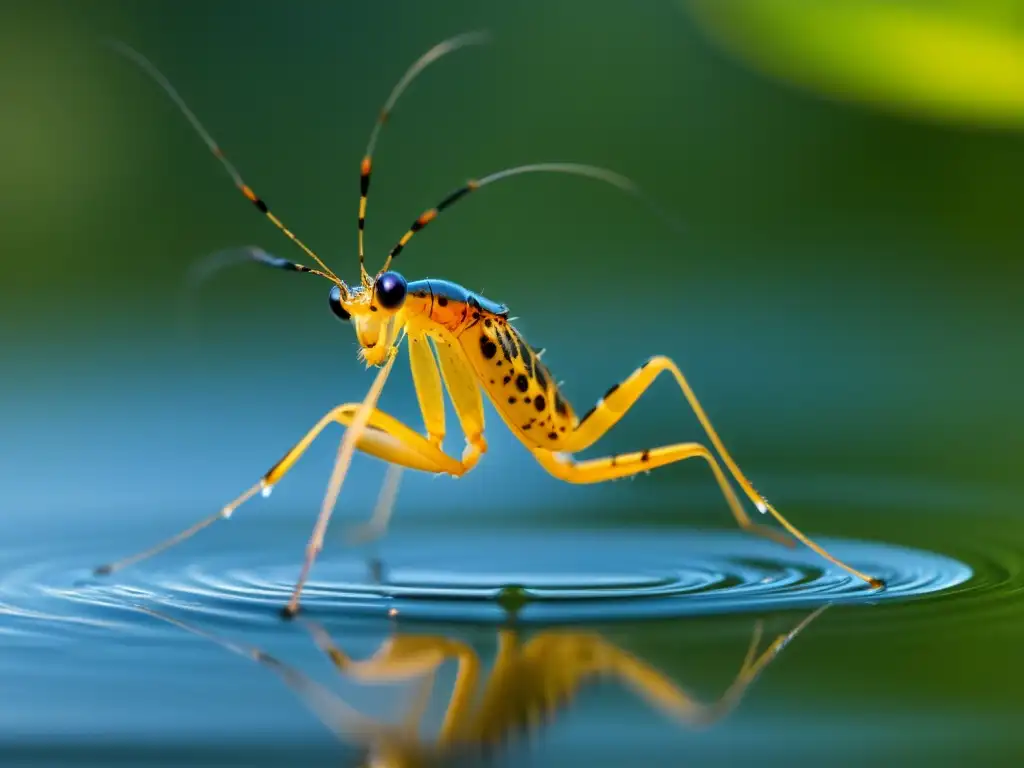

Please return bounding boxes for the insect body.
[96,32,885,616]
[403,277,573,450]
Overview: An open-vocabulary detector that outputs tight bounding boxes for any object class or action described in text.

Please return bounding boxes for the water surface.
[0,483,1018,766]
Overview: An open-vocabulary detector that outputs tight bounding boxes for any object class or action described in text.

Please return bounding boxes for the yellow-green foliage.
[688,0,1024,128]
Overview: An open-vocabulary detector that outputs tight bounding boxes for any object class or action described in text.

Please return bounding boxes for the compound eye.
[328,285,351,321]
[375,271,408,310]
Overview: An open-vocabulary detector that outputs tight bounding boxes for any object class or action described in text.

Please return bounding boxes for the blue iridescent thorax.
[409,278,509,317]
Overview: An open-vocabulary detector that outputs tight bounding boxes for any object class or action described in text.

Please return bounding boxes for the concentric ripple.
[0,528,974,631]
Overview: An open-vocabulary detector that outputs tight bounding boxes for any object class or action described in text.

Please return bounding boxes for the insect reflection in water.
[141,605,827,766]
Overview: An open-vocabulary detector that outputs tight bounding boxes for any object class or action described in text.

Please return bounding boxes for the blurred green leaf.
[687,0,1024,128]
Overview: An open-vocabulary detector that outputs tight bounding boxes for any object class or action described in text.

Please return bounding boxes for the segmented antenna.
[357,31,490,282]
[106,40,347,294]
[381,162,686,271]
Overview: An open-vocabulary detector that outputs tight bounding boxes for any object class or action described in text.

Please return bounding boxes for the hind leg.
[532,442,793,547]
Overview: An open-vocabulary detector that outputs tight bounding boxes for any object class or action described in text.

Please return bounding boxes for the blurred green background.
[1,1,1023,763]
[2,0,1020,497]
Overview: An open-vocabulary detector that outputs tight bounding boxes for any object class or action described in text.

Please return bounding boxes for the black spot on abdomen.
[480,334,497,360]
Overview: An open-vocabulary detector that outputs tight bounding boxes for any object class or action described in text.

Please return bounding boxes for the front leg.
[285,329,490,616]
[347,329,490,547]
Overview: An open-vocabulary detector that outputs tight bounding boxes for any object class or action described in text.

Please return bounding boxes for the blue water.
[0,486,1014,767]
[18,529,967,626]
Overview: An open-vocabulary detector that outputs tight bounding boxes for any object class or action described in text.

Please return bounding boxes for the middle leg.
[346,328,490,546]
[284,328,492,616]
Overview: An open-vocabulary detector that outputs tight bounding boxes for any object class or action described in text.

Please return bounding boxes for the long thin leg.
[96,331,484,582]
[346,463,405,546]
[734,605,830,684]
[532,442,792,548]
[94,390,475,578]
[305,622,481,742]
[344,329,489,546]
[283,320,500,615]
[307,622,464,681]
[551,355,884,588]
[285,347,400,617]
[430,333,488,464]
[409,333,446,445]
[93,480,264,576]
[345,330,490,547]
[136,607,392,746]
[261,397,474,484]
[515,606,827,731]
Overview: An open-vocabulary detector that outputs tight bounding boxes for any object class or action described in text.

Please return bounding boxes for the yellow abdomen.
[457,313,577,449]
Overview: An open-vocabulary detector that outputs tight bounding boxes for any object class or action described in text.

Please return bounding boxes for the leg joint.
[643,354,668,369]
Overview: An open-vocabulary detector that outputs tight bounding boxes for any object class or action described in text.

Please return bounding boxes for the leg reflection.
[137,603,830,763]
